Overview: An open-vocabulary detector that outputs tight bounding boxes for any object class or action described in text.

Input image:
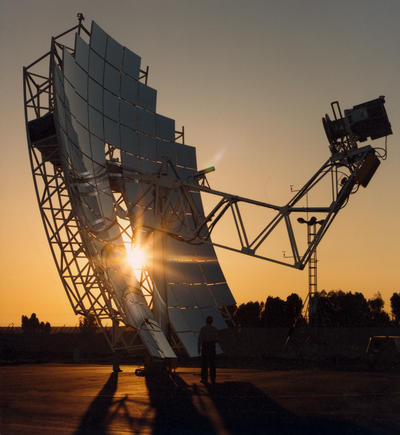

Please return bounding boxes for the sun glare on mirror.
[126,245,147,274]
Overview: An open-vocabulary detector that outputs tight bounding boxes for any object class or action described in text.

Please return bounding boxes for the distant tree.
[41,321,51,334]
[262,296,287,327]
[286,293,304,326]
[390,293,400,324]
[369,293,384,312]
[261,293,304,327]
[348,292,370,326]
[312,290,374,327]
[21,313,51,334]
[234,302,263,327]
[21,314,30,331]
[367,293,390,326]
[79,313,99,334]
[332,291,370,326]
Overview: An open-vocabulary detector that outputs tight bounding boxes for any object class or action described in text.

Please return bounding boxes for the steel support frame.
[23,24,145,353]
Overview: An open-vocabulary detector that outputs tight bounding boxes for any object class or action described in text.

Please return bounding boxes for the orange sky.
[0,0,399,326]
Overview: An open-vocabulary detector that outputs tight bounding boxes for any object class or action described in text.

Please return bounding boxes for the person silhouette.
[198,316,218,384]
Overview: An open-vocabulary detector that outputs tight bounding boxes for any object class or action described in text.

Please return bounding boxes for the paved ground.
[1,364,399,434]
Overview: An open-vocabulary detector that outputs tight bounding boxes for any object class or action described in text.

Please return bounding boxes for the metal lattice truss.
[23,23,149,352]
[28,139,152,351]
[118,142,376,271]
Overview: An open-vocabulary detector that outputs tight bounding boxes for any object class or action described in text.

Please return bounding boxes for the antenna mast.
[297,217,324,322]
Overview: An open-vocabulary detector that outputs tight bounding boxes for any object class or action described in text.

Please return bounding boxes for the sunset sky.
[0,0,399,326]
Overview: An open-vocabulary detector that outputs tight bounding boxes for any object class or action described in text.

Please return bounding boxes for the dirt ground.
[1,363,399,434]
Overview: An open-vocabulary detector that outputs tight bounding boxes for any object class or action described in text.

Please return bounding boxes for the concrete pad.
[1,364,399,434]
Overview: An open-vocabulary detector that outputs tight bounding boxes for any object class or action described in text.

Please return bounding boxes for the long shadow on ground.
[147,373,383,435]
[74,371,152,434]
[207,381,382,435]
[74,370,385,434]
[74,372,119,435]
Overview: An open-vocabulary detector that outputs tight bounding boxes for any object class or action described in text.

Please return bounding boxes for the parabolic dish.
[25,19,235,359]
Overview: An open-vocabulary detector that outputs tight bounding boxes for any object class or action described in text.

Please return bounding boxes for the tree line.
[234,291,400,328]
[20,312,99,334]
[20,291,400,331]
[21,313,51,333]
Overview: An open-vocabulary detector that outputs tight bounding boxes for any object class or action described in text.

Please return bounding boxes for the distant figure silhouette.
[198,316,218,384]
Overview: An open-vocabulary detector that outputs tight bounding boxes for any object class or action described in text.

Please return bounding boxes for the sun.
[126,244,147,274]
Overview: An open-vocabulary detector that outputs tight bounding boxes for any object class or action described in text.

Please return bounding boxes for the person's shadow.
[145,369,216,434]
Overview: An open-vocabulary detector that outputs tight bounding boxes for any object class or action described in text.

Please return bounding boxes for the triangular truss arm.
[119,144,375,270]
